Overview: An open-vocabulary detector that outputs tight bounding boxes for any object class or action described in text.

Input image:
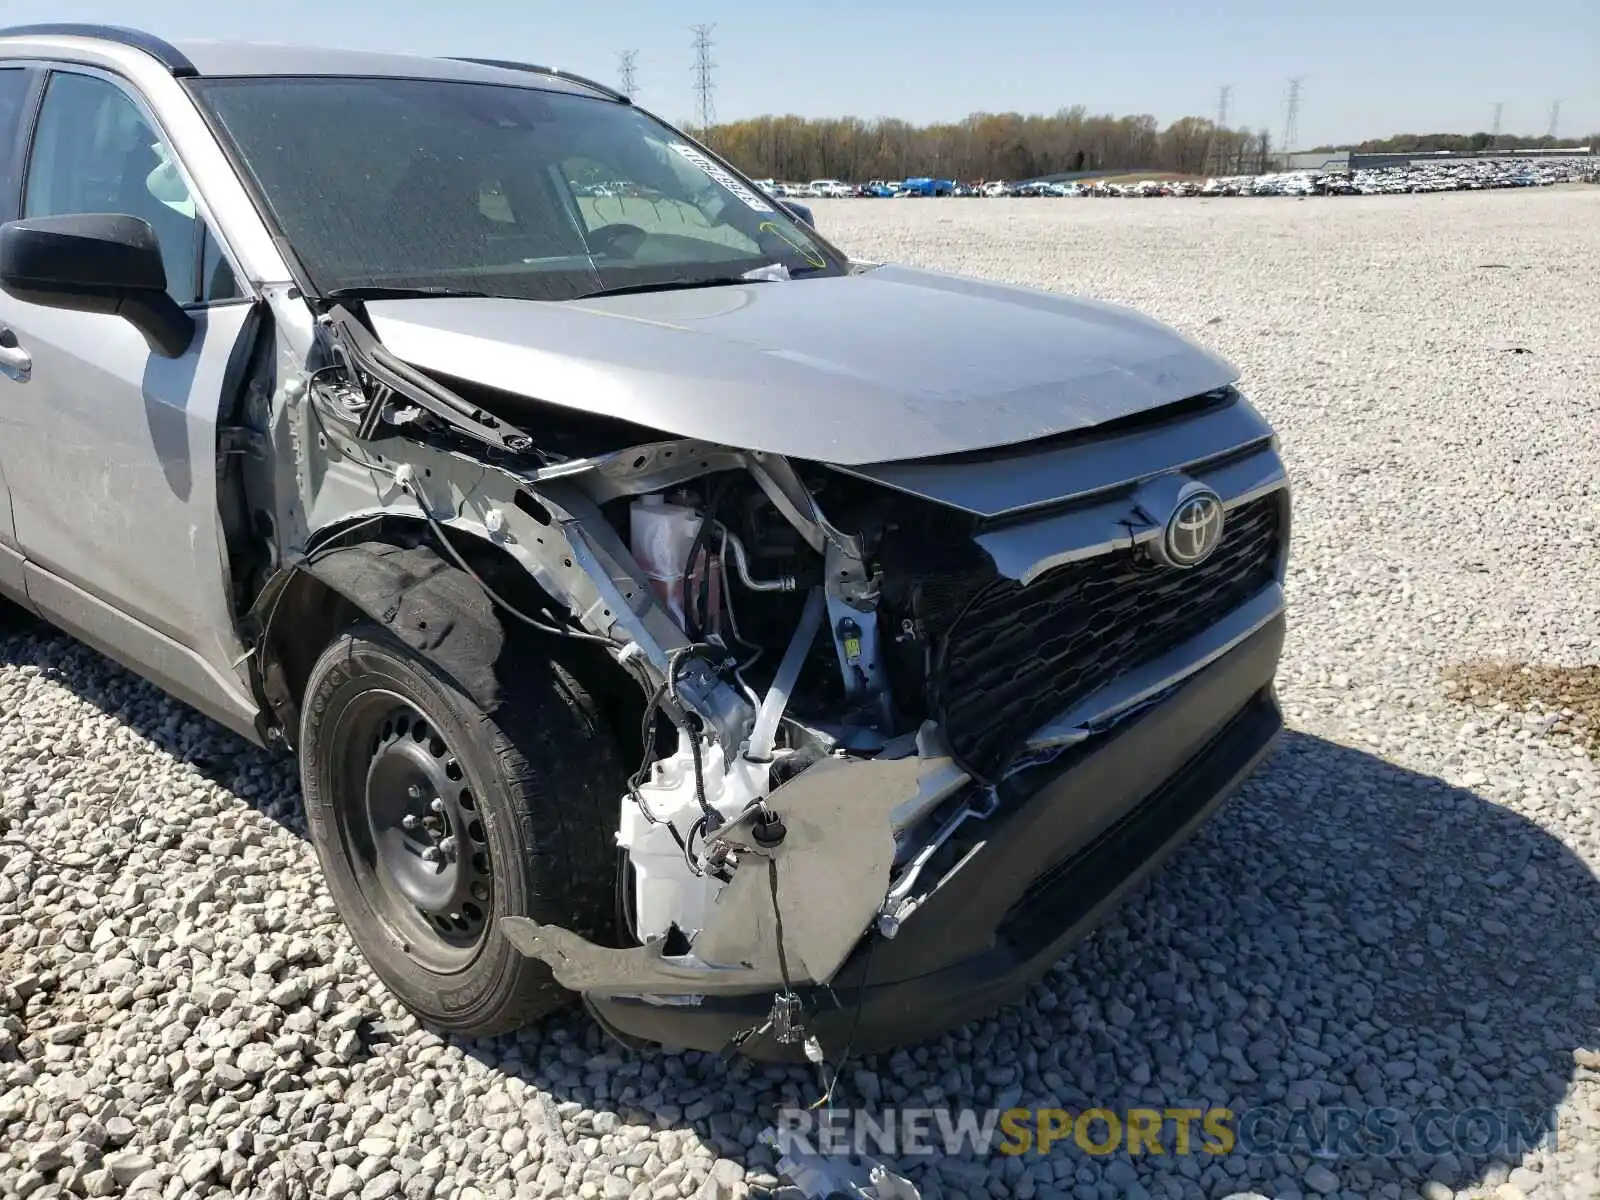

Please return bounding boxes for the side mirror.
[0,213,194,358]
[780,200,815,229]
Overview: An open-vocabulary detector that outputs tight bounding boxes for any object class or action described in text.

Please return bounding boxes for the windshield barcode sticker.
[668,142,774,212]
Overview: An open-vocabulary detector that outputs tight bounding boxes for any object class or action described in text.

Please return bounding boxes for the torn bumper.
[579,613,1285,1058]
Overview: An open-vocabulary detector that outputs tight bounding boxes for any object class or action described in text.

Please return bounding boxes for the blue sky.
[18,0,1600,146]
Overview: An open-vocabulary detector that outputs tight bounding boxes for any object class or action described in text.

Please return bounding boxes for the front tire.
[298,622,628,1037]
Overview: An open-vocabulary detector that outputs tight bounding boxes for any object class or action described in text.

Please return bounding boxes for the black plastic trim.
[0,24,198,77]
[0,65,42,223]
[443,57,630,104]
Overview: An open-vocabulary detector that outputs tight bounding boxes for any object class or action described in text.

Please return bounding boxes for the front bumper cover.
[580,613,1285,1058]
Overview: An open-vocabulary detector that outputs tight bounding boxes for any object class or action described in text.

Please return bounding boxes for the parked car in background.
[895,176,956,196]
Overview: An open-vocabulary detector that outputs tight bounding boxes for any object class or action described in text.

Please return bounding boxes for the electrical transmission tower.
[1205,84,1233,175]
[1547,98,1562,139]
[1490,101,1503,147]
[690,24,717,132]
[617,49,638,99]
[1280,77,1304,161]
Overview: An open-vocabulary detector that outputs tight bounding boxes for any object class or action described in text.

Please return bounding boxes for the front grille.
[931,491,1283,773]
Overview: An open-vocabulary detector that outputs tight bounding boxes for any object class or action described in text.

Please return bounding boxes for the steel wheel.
[334,692,495,971]
[299,616,630,1036]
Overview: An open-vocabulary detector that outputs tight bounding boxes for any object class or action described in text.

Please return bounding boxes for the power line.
[1280,76,1304,157]
[690,24,716,131]
[617,49,638,99]
[1205,84,1233,175]
[1547,98,1562,139]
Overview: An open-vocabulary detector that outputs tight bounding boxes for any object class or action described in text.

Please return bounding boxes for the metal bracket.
[877,787,1000,938]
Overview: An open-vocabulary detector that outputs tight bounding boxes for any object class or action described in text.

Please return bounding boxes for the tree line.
[1311,132,1595,154]
[694,110,1277,183]
[688,110,1597,184]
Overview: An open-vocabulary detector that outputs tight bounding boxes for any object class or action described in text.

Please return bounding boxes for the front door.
[0,66,254,685]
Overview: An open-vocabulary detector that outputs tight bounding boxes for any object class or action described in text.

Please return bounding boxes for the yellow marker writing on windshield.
[761,220,827,270]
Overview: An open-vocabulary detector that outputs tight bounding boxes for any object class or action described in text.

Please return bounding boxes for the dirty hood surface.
[364,264,1238,466]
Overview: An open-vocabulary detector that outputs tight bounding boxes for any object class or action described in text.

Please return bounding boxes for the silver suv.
[0,25,1290,1058]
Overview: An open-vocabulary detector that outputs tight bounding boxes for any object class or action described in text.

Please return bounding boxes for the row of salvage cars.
[831,155,1598,199]
[1192,156,1598,197]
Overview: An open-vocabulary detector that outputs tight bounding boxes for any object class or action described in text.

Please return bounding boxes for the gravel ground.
[4,187,1600,1200]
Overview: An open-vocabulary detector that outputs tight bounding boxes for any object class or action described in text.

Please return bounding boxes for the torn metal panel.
[273,364,757,749]
[503,753,953,997]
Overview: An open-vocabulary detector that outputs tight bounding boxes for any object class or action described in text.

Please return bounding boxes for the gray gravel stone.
[103,1152,155,1185]
[1303,1164,1340,1195]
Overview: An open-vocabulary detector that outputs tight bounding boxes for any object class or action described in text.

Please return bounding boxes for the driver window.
[24,71,241,304]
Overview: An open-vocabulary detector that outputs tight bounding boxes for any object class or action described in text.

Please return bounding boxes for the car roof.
[0,24,624,102]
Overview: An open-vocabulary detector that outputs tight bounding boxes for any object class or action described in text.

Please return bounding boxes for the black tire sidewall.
[299,626,560,1032]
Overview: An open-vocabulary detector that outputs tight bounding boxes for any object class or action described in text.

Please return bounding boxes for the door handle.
[0,328,30,382]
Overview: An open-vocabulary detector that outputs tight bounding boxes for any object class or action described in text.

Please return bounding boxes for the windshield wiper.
[581,263,793,299]
[577,277,765,299]
[324,285,492,301]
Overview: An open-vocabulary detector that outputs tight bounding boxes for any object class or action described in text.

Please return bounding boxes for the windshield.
[190,76,846,301]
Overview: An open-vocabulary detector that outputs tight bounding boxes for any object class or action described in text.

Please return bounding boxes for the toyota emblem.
[1161,487,1225,568]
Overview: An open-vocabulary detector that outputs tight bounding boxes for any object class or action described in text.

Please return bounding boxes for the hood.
[364,264,1237,466]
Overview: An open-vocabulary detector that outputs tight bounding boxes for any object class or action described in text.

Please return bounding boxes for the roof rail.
[0,23,198,76]
[445,57,630,104]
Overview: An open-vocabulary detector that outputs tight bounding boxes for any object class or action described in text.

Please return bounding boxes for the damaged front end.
[249,296,1288,1059]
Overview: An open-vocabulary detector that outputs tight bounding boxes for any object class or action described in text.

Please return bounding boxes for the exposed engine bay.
[604,467,982,940]
[507,455,1019,1051]
[244,299,1287,1060]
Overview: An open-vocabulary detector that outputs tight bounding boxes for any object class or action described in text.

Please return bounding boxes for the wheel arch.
[254,519,513,750]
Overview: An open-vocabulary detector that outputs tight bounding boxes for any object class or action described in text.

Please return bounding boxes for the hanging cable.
[683,474,737,641]
[811,931,880,1110]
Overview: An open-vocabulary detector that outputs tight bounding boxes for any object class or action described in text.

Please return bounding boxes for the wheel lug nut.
[438,837,458,857]
[407,785,423,800]
[430,797,446,814]
[421,847,441,863]
[402,814,420,831]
